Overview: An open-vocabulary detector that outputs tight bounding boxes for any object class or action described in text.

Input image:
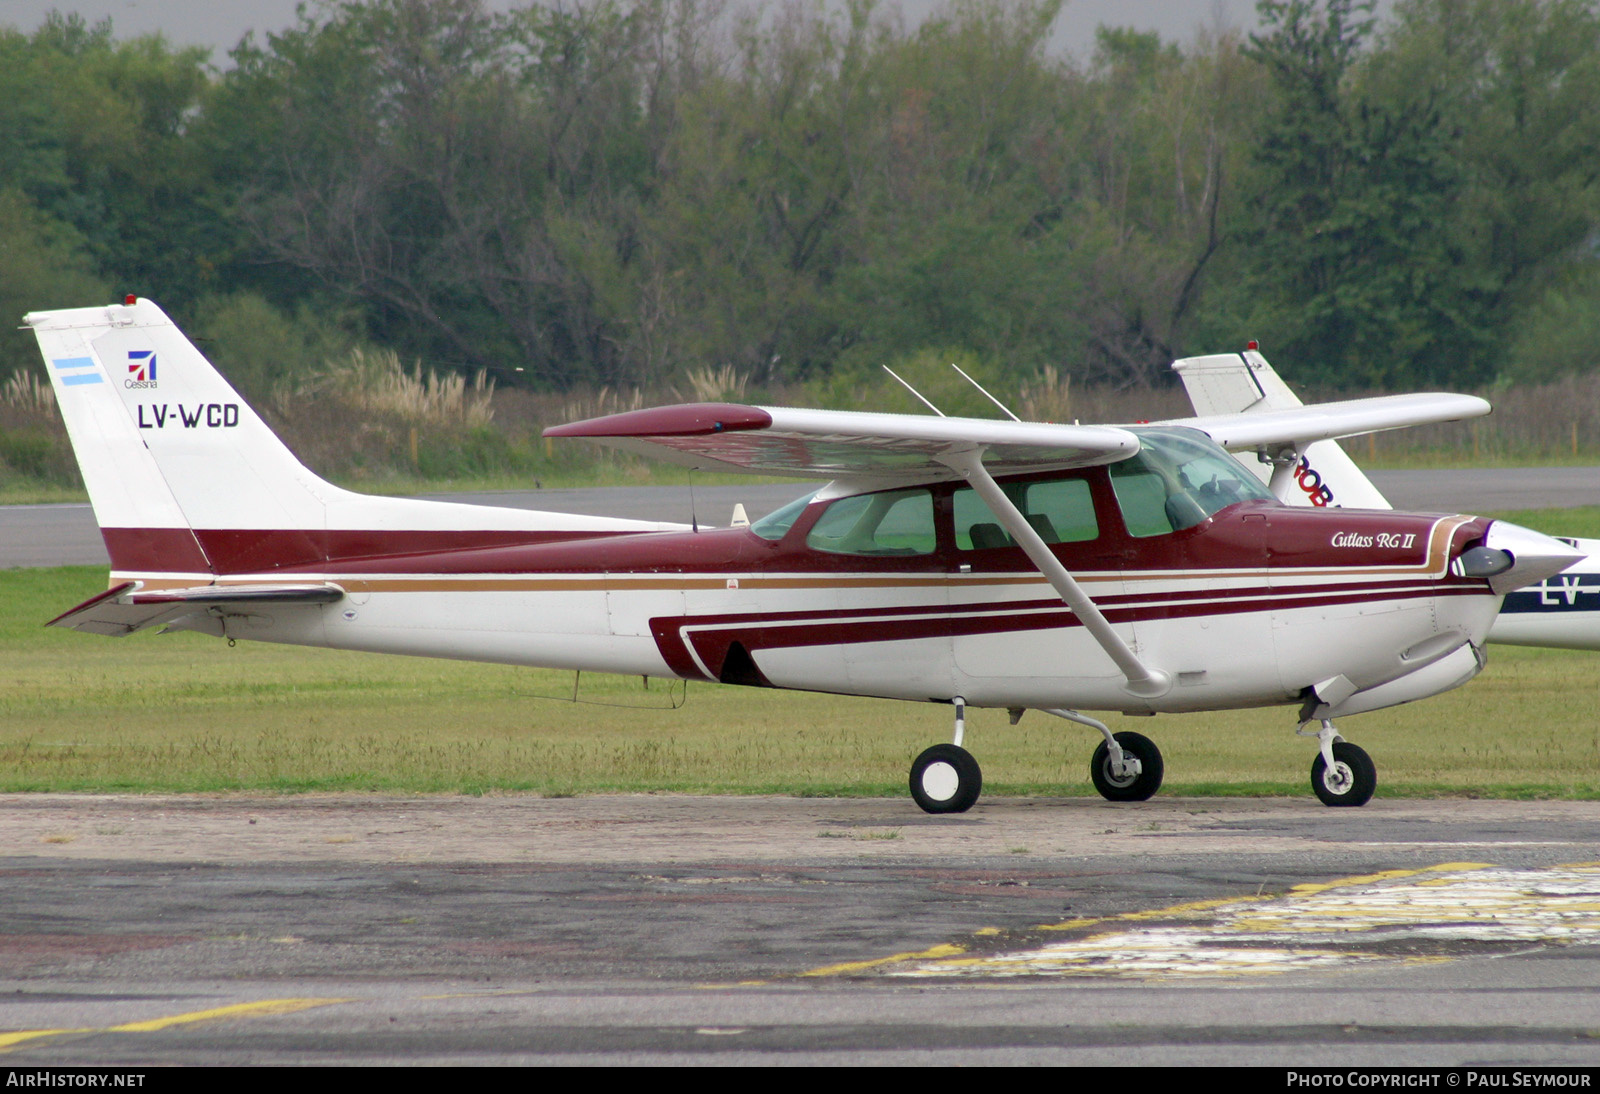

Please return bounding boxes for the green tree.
[0,14,220,311]
[1363,0,1600,383]
[1224,0,1491,387]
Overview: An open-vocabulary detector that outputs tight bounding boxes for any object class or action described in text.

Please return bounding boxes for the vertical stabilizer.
[27,300,215,575]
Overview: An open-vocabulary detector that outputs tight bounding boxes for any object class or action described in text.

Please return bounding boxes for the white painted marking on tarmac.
[890,864,1600,980]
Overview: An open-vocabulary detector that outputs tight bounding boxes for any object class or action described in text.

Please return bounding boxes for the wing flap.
[50,582,344,637]
[545,402,1141,477]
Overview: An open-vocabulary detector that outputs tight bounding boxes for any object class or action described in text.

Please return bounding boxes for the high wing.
[1162,392,1491,455]
[50,582,345,637]
[543,403,1141,478]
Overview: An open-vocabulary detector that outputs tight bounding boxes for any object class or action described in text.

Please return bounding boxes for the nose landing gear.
[1302,719,1377,807]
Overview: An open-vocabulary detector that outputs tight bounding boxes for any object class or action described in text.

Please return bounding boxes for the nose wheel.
[1311,740,1376,806]
[1302,719,1377,806]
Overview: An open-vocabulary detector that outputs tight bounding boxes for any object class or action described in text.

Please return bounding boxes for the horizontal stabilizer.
[50,582,344,637]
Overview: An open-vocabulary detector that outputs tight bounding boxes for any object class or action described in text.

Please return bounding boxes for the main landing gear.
[1300,718,1377,807]
[907,701,1168,814]
[909,698,982,813]
[1044,709,1164,803]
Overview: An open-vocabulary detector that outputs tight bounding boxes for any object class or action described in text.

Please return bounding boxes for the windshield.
[1111,427,1274,537]
[749,489,820,541]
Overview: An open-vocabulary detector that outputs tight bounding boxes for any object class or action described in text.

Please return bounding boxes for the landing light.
[1453,546,1514,579]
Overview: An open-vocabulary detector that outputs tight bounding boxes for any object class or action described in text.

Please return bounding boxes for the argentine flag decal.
[52,356,103,386]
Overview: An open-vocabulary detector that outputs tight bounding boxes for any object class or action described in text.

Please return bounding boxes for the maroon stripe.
[543,402,771,438]
[95,506,1489,580]
[48,581,138,626]
[654,580,1474,635]
[664,585,1492,660]
[650,620,711,681]
[102,528,210,573]
[101,527,642,574]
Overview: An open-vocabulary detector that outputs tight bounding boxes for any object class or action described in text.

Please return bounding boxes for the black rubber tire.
[1090,731,1165,802]
[909,743,982,814]
[1311,741,1377,807]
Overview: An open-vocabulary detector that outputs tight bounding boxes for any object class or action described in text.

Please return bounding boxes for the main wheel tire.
[909,743,982,814]
[1311,741,1376,807]
[1090,731,1164,802]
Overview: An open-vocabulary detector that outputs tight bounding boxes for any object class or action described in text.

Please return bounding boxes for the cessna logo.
[125,349,158,389]
[1331,531,1417,549]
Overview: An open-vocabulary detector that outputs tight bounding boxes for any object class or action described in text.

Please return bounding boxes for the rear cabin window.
[954,477,1098,550]
[805,489,936,556]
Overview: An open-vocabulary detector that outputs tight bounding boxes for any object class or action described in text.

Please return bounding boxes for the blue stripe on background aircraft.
[1172,348,1600,651]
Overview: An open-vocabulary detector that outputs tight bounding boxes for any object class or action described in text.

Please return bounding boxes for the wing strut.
[937,447,1171,699]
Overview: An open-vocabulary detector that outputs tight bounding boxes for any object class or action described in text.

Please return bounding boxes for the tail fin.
[28,299,217,576]
[26,297,681,577]
[1172,350,1394,510]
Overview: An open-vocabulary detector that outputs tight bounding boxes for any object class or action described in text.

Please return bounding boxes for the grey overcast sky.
[2,1,1268,61]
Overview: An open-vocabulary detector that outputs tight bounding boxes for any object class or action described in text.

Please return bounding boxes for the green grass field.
[5,523,1600,798]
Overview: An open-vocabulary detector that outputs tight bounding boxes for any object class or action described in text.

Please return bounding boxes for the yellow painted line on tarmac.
[1035,894,1265,933]
[1286,862,1492,896]
[0,997,353,1053]
[799,942,966,978]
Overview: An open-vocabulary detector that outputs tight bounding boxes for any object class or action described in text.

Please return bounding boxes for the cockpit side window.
[805,488,936,556]
[954,477,1098,550]
[1111,426,1274,537]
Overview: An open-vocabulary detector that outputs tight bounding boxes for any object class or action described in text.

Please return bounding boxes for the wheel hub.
[1323,761,1354,795]
[920,761,960,802]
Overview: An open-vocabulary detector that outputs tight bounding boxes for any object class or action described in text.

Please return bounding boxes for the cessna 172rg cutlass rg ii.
[29,300,1581,813]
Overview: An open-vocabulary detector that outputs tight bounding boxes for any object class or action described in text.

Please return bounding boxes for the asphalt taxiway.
[3,794,1600,1065]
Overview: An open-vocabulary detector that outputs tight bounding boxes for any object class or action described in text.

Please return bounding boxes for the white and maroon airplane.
[28,299,1581,813]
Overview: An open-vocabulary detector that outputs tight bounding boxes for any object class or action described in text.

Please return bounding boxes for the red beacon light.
[124,294,136,306]
[1246,340,1259,351]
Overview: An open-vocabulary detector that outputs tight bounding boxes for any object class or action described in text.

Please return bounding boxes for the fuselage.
[119,466,1504,717]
